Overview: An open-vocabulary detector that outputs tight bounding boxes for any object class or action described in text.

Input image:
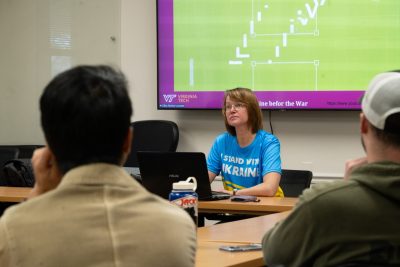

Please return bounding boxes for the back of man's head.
[362,70,400,147]
[40,65,133,174]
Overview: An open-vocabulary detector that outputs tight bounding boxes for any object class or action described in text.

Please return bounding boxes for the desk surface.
[196,211,290,267]
[0,186,31,202]
[196,241,264,267]
[199,197,298,215]
[1,186,299,214]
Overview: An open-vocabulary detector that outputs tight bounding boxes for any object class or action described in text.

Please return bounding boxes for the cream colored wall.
[0,0,120,143]
[0,0,365,179]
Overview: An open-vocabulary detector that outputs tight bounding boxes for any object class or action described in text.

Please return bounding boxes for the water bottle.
[169,177,198,226]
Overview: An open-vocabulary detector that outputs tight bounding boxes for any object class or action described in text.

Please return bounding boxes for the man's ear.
[45,146,64,173]
[360,113,369,134]
[120,127,133,166]
[122,126,133,155]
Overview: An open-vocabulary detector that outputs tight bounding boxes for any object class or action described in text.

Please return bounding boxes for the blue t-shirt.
[207,130,281,190]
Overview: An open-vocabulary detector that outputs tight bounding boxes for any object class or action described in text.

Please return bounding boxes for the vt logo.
[163,94,177,102]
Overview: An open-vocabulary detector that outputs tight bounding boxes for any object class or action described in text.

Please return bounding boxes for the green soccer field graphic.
[173,0,400,92]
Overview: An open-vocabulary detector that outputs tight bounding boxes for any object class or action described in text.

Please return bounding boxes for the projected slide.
[158,0,400,110]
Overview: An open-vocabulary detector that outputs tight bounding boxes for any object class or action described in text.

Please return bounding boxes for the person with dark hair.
[207,87,283,197]
[0,65,196,267]
[262,71,400,267]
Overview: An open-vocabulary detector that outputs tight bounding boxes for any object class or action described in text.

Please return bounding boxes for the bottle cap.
[172,177,197,190]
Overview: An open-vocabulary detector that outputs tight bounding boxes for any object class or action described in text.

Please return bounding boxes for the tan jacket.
[0,163,197,267]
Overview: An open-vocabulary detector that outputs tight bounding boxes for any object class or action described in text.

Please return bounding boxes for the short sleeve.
[261,135,281,176]
[207,135,223,175]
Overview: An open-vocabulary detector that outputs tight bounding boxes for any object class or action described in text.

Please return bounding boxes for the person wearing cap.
[261,71,400,267]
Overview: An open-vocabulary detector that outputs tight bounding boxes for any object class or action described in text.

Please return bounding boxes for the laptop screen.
[137,151,220,200]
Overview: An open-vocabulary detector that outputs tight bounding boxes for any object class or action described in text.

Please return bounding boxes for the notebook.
[137,151,231,201]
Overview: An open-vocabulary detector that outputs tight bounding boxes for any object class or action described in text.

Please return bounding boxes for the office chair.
[279,169,313,197]
[0,147,20,186]
[15,145,43,158]
[0,147,21,215]
[124,120,179,168]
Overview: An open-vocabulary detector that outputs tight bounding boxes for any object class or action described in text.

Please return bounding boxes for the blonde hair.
[222,88,263,136]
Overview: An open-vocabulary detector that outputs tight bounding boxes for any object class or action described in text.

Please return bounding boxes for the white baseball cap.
[362,71,400,130]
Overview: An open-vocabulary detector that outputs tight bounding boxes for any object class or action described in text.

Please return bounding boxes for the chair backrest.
[2,158,35,187]
[280,169,313,197]
[0,145,42,186]
[0,145,43,159]
[0,147,19,165]
[0,147,20,186]
[15,145,43,158]
[124,120,179,167]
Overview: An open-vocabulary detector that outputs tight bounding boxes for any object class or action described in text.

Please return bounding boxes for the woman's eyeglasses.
[225,102,245,111]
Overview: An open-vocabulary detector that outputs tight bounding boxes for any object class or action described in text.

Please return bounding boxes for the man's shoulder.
[300,179,359,204]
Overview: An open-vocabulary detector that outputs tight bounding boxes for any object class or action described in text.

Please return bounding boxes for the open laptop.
[137,151,230,201]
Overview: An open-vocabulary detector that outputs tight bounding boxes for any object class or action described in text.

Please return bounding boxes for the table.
[196,211,291,267]
[0,186,31,202]
[1,187,299,215]
[199,196,298,215]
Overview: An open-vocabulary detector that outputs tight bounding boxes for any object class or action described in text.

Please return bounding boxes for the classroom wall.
[0,0,365,180]
[0,0,120,142]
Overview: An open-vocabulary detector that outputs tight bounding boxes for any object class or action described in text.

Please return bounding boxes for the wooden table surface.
[199,196,298,215]
[196,211,291,267]
[0,186,31,202]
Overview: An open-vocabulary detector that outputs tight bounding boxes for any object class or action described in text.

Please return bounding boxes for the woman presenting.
[207,88,283,197]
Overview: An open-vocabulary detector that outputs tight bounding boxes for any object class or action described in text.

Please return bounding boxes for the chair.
[0,147,21,215]
[0,147,20,186]
[0,145,42,160]
[279,169,313,197]
[0,145,42,187]
[15,145,43,158]
[124,120,179,168]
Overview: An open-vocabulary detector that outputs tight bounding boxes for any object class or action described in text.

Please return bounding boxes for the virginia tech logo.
[163,94,177,103]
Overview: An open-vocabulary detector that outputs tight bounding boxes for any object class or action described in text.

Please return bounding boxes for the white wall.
[0,0,120,143]
[0,0,365,180]
[121,0,364,179]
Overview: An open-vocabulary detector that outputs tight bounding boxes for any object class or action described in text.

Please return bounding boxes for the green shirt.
[262,161,400,267]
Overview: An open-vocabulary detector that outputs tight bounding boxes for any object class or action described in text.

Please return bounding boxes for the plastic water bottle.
[169,177,198,226]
